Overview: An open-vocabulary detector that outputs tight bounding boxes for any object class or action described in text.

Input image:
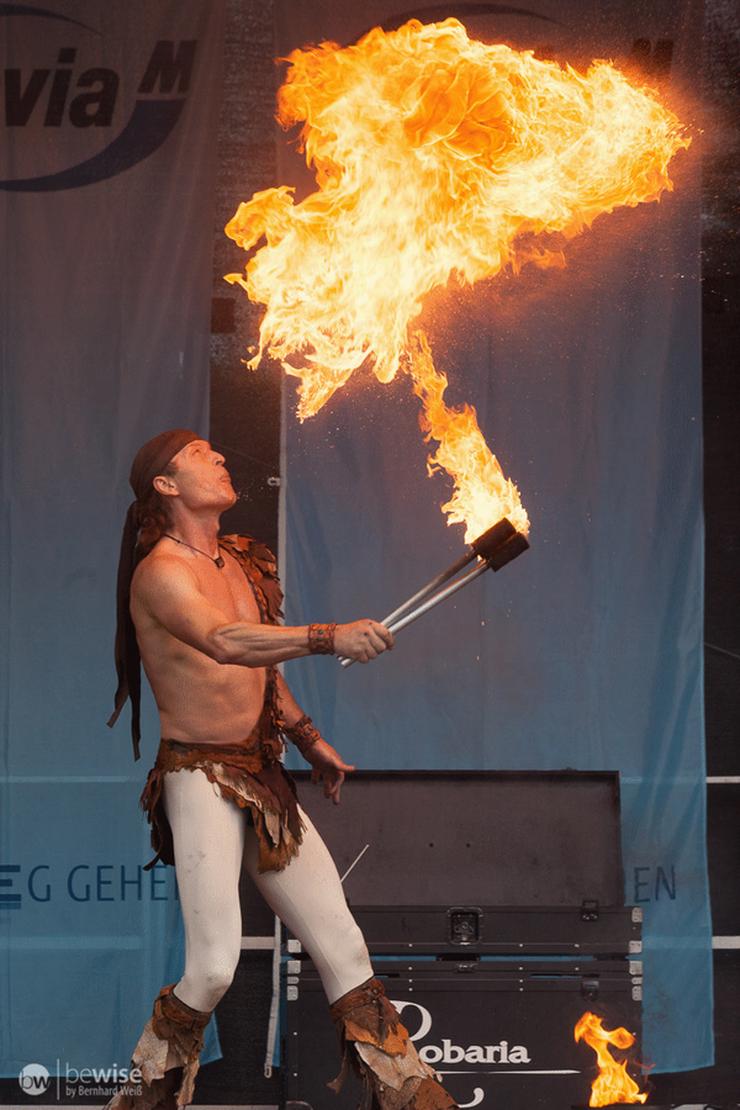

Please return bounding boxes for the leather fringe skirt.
[139,738,305,874]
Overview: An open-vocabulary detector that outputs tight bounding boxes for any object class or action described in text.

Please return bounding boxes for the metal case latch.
[580,898,600,922]
[448,906,482,945]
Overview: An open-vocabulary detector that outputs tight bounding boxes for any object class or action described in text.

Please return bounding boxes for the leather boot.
[328,976,458,1110]
[103,983,212,1110]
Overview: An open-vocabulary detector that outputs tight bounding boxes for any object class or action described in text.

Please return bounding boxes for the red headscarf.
[107,429,201,760]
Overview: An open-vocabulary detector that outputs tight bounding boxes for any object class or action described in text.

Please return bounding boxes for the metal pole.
[387,559,490,633]
[340,559,490,668]
[379,547,475,628]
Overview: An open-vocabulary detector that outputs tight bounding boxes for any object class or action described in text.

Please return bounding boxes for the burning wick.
[574,1011,648,1106]
[339,517,528,668]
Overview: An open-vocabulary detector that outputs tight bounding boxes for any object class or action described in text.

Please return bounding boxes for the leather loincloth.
[138,733,305,874]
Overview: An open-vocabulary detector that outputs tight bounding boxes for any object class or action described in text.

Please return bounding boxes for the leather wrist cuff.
[283,713,323,757]
[308,622,337,654]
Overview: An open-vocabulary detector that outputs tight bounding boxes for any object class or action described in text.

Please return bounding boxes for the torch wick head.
[470,517,517,560]
[485,530,530,572]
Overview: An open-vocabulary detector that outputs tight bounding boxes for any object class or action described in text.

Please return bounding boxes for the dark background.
[206,0,739,1103]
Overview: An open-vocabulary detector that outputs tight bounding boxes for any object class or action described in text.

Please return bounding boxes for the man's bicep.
[138,560,233,658]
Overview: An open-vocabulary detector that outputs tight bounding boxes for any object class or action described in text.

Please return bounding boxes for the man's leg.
[244,804,457,1108]
[243,801,371,1002]
[163,767,246,1012]
[105,768,246,1110]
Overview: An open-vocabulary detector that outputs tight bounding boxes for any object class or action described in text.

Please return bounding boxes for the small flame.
[225,18,689,540]
[574,1011,648,1106]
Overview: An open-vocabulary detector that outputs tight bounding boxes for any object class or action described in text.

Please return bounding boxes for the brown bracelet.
[308,622,337,655]
[283,713,323,758]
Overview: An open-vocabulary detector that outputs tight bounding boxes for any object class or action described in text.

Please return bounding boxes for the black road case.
[283,771,624,909]
[349,904,642,956]
[280,771,637,1110]
[283,959,643,1110]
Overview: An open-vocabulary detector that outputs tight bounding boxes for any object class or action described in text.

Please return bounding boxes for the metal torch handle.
[353,519,516,644]
[387,559,489,633]
[336,549,475,668]
[339,559,489,669]
[380,547,475,628]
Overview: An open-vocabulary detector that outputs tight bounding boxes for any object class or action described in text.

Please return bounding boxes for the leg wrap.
[104,984,212,1110]
[328,977,458,1110]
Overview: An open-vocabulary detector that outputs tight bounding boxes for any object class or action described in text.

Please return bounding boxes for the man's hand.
[334,619,394,663]
[306,738,356,804]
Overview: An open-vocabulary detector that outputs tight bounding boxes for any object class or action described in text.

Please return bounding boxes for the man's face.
[163,439,237,511]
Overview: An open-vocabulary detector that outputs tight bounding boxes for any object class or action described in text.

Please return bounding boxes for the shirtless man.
[105,429,456,1110]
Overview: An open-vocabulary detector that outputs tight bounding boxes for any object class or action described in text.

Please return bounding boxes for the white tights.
[162,766,374,1013]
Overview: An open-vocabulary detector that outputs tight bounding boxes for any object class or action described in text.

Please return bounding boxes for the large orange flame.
[575,1011,649,1106]
[225,18,689,539]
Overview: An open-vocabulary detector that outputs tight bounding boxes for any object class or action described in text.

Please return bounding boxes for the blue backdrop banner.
[0,0,226,1082]
[275,0,709,1075]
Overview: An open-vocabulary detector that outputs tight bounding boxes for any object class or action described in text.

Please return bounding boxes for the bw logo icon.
[17,1063,50,1096]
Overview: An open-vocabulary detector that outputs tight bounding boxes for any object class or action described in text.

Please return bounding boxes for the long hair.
[135,458,178,558]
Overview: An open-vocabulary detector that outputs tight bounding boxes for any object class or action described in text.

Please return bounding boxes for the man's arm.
[275,670,354,804]
[135,555,393,667]
[275,670,308,727]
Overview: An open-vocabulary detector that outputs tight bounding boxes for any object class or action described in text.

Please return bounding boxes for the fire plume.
[225,17,689,539]
[408,331,529,541]
[575,1011,648,1106]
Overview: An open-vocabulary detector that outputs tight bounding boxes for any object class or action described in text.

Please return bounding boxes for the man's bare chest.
[197,554,262,624]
